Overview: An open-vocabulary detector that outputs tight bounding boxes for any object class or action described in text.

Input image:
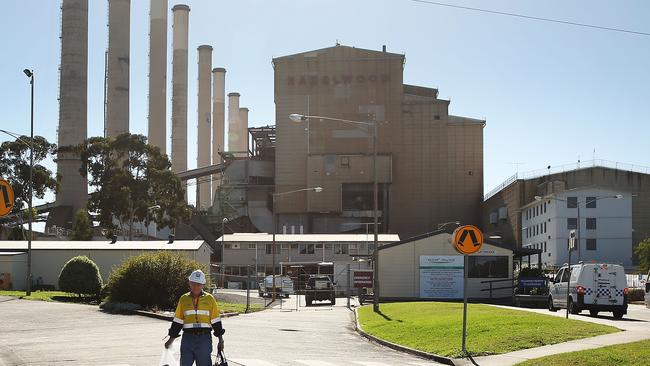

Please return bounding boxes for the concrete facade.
[227,92,243,156]
[148,0,168,154]
[56,0,88,216]
[521,188,633,268]
[105,0,130,137]
[482,166,650,263]
[0,241,211,291]
[211,68,226,194]
[196,45,213,209]
[272,45,484,238]
[171,4,190,197]
[239,107,249,155]
[378,231,514,300]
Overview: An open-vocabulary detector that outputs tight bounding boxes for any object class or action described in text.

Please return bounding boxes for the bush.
[58,256,103,297]
[70,209,94,240]
[99,301,142,314]
[106,251,210,310]
[628,288,645,302]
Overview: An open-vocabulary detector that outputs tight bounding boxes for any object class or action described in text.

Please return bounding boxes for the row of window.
[567,196,598,208]
[567,217,597,230]
[566,238,597,250]
[224,243,373,255]
[529,241,547,253]
[525,202,547,220]
[525,221,547,238]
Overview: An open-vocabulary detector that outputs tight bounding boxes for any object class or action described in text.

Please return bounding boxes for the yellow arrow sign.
[452,225,484,255]
[0,179,15,217]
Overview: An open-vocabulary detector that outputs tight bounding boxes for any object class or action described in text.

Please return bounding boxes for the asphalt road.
[0,295,441,366]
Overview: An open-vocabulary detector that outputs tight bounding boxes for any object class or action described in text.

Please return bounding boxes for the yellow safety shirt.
[168,291,223,337]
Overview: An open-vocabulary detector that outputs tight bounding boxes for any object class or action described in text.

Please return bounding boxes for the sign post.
[452,225,484,357]
[566,230,576,319]
[0,179,15,218]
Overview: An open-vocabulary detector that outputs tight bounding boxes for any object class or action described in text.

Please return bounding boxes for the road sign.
[568,230,577,251]
[353,270,373,289]
[452,225,484,255]
[0,179,15,217]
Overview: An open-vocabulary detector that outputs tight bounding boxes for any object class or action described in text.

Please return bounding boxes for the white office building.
[521,188,632,269]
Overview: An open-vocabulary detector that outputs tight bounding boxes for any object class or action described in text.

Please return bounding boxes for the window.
[299,244,315,254]
[586,218,597,230]
[554,269,564,283]
[544,242,547,252]
[586,197,596,208]
[224,243,232,249]
[340,156,350,168]
[543,202,547,213]
[281,244,290,250]
[543,222,547,233]
[586,239,597,250]
[567,197,577,208]
[536,206,539,216]
[468,256,508,278]
[567,218,577,230]
[334,244,348,255]
[315,243,323,249]
[248,244,256,250]
[561,268,572,282]
[266,244,272,254]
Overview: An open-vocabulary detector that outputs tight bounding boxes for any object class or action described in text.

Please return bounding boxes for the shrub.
[70,209,94,240]
[106,251,210,310]
[99,301,142,314]
[58,256,103,297]
[628,288,645,302]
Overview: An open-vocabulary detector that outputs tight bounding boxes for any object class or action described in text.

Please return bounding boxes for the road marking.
[231,359,278,366]
[295,361,339,366]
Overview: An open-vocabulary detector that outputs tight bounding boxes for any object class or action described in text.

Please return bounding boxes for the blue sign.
[519,277,546,288]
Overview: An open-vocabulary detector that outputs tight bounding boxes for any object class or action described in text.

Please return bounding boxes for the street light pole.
[289,113,381,312]
[271,187,323,300]
[222,217,228,288]
[24,69,34,296]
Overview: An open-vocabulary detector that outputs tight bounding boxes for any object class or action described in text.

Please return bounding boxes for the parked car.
[305,275,336,306]
[549,263,627,318]
[258,275,293,298]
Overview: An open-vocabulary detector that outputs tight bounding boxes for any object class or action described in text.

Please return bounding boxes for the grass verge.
[219,302,263,313]
[515,339,650,366]
[0,290,96,303]
[357,302,620,358]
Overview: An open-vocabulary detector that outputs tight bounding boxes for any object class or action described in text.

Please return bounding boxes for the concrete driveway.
[0,295,442,366]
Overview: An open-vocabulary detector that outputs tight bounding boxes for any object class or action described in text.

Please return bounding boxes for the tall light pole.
[535,193,623,318]
[24,69,34,296]
[221,217,228,288]
[290,113,381,312]
[271,186,323,299]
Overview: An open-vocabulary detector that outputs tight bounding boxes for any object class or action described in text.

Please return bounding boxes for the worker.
[165,269,224,366]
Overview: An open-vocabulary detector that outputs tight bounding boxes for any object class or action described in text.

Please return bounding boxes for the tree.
[58,256,103,297]
[0,135,59,215]
[634,238,650,273]
[71,209,94,240]
[78,133,190,240]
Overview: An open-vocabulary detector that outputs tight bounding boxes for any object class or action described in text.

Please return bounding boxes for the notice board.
[419,255,464,299]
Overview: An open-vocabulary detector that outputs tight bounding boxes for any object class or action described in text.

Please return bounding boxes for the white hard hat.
[188,269,206,284]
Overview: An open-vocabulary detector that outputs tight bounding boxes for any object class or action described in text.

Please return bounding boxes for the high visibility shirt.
[168,291,224,337]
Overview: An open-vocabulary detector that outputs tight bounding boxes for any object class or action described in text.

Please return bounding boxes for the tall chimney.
[239,107,249,157]
[56,0,88,217]
[211,67,226,195]
[171,4,190,199]
[196,45,212,210]
[105,0,130,137]
[148,0,168,153]
[227,92,240,155]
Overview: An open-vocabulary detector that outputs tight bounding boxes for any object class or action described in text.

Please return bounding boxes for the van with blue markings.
[548,263,628,319]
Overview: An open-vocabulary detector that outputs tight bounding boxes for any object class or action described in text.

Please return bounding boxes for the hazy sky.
[1,0,649,207]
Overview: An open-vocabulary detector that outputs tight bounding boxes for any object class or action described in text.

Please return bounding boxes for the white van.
[548,263,627,318]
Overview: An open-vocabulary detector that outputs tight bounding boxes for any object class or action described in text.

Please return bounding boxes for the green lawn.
[516,339,650,366]
[0,290,91,303]
[357,302,620,358]
[219,302,263,314]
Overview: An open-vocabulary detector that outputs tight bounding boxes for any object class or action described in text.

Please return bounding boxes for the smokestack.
[227,92,240,155]
[196,45,212,210]
[239,107,249,157]
[106,0,130,137]
[171,4,190,199]
[148,0,168,153]
[211,67,226,196]
[56,0,88,216]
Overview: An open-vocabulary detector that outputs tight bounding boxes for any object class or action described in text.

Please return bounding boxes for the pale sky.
[2,0,649,207]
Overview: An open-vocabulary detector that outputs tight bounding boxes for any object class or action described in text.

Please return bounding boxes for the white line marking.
[295,361,339,366]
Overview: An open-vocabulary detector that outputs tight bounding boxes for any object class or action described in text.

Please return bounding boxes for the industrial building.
[0,240,211,291]
[208,44,485,241]
[482,162,650,267]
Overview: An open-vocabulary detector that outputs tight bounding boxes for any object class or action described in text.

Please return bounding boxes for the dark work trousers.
[180,332,213,366]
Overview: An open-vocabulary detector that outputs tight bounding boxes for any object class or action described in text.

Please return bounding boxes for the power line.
[410,0,650,37]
